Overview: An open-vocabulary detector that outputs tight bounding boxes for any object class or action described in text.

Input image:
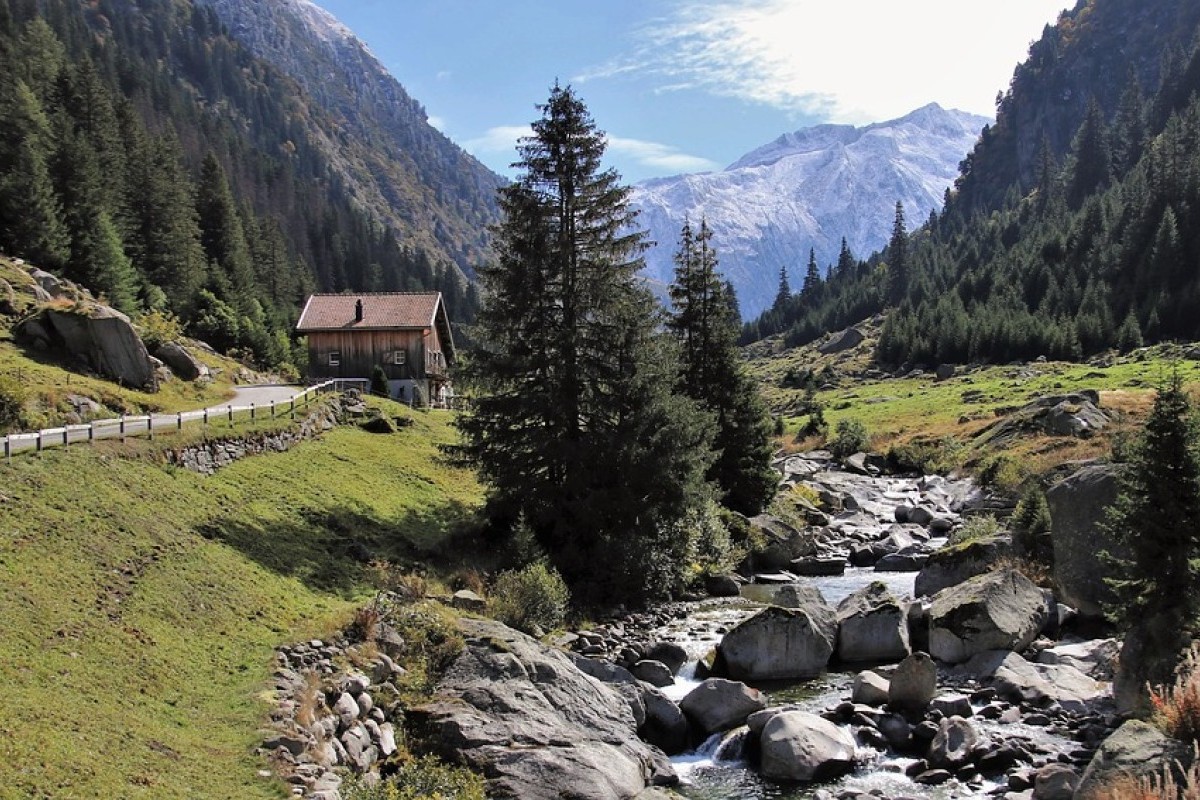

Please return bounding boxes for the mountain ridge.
[632,103,989,318]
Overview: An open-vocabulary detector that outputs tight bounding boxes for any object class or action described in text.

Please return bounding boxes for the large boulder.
[28,305,158,390]
[888,652,937,714]
[818,326,865,355]
[914,535,1011,598]
[758,710,857,782]
[154,341,209,381]
[927,716,980,769]
[412,619,675,800]
[959,651,1105,713]
[1046,464,1125,619]
[678,678,767,735]
[1076,720,1194,800]
[835,581,910,663]
[928,569,1048,664]
[717,604,836,681]
[638,684,690,756]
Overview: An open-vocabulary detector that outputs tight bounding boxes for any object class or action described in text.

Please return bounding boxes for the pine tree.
[801,247,822,302]
[887,201,908,305]
[772,264,791,312]
[1103,370,1200,627]
[836,237,855,277]
[668,217,777,516]
[456,85,713,605]
[0,80,67,266]
[195,153,256,313]
[1067,98,1112,209]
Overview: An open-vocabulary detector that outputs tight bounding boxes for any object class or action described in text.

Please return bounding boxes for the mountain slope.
[632,104,988,318]
[192,0,503,279]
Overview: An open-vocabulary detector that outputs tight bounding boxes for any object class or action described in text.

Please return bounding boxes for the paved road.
[205,384,304,412]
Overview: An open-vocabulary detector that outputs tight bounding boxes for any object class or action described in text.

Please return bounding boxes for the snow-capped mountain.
[631,104,989,318]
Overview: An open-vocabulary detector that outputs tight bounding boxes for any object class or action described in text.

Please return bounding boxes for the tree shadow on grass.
[197,500,484,596]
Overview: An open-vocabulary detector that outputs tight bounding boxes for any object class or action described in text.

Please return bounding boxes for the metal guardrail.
[2,378,369,461]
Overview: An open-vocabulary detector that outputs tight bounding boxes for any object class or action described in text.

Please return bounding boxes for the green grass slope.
[0,405,482,800]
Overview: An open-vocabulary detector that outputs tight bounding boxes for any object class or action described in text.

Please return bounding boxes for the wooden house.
[295,292,455,406]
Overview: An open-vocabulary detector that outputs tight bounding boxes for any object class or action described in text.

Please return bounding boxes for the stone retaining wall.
[164,405,338,474]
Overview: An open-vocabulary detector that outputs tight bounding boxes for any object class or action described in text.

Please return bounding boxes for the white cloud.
[426,115,447,131]
[606,135,720,173]
[463,125,533,154]
[580,0,1067,123]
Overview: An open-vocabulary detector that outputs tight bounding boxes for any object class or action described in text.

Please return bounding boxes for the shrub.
[0,373,25,429]
[828,418,869,458]
[1151,644,1200,743]
[948,514,1001,546]
[389,600,464,679]
[888,435,965,474]
[135,308,183,351]
[1012,484,1053,564]
[977,453,1028,494]
[683,501,739,579]
[370,365,389,398]
[342,756,485,800]
[489,561,570,635]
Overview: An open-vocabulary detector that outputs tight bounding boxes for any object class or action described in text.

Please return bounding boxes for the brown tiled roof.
[295,293,442,332]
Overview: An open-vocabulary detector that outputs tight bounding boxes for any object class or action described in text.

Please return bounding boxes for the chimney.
[355,298,364,323]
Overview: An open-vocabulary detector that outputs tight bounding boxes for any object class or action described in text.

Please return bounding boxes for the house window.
[393,350,406,365]
[328,351,340,366]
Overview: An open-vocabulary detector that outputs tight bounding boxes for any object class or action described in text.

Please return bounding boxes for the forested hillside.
[0,0,493,370]
[745,0,1200,366]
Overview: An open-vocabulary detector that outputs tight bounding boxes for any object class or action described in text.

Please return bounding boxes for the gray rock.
[959,651,1105,713]
[927,716,979,769]
[263,733,308,756]
[154,341,208,380]
[40,305,157,390]
[412,618,676,800]
[638,685,689,756]
[790,556,846,576]
[679,678,767,734]
[874,551,927,572]
[929,693,973,718]
[1032,763,1077,800]
[1076,719,1193,800]
[928,569,1048,664]
[332,693,360,730]
[759,710,857,782]
[935,364,956,381]
[704,574,742,597]
[1047,464,1126,619]
[836,581,910,663]
[377,722,397,757]
[818,326,865,355]
[1035,638,1118,680]
[915,535,1012,598]
[631,660,674,688]
[451,589,487,612]
[1114,615,1191,718]
[888,652,937,714]
[718,604,836,681]
[851,671,890,706]
[758,583,828,609]
[644,642,688,676]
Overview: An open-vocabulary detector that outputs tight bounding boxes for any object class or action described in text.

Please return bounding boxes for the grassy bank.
[0,404,483,799]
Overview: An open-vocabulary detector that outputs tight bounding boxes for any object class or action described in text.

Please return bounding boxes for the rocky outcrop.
[914,534,1011,598]
[959,650,1106,713]
[20,305,157,390]
[758,710,857,782]
[717,604,836,681]
[414,618,676,800]
[818,326,865,355]
[835,581,910,663]
[975,392,1113,448]
[1076,720,1194,800]
[928,569,1048,664]
[1046,463,1125,619]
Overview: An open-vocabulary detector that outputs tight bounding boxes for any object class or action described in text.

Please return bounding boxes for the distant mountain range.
[631,104,989,318]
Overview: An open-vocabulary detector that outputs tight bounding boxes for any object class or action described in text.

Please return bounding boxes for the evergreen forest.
[743,0,1200,368]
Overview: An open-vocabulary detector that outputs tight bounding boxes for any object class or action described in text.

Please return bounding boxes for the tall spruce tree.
[456,85,713,605]
[801,247,822,302]
[772,264,791,312]
[667,217,776,516]
[887,201,908,305]
[1103,370,1200,627]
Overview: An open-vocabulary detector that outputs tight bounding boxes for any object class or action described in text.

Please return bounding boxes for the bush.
[948,514,1001,546]
[977,453,1028,494]
[0,373,25,429]
[683,501,740,579]
[1012,484,1053,564]
[370,365,389,398]
[828,418,869,458]
[489,561,570,635]
[135,308,184,351]
[342,756,485,800]
[888,436,965,474]
[1151,644,1200,743]
[388,600,464,685]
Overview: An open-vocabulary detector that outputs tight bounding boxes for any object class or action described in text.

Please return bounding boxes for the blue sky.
[312,0,1068,184]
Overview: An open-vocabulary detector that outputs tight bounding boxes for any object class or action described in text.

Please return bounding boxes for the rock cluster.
[265,636,407,800]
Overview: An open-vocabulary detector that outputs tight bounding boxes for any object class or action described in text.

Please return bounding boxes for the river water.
[653,566,1075,799]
